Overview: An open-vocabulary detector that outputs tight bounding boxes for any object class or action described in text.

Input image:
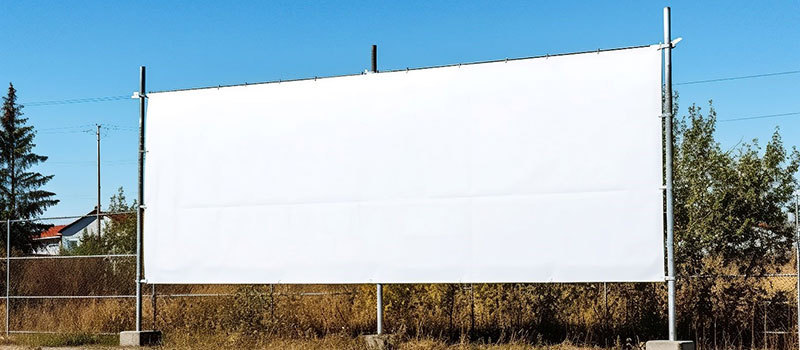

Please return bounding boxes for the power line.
[718,111,800,123]
[37,124,137,135]
[40,162,136,169]
[21,95,130,107]
[46,159,136,165]
[675,70,800,86]
[38,124,94,131]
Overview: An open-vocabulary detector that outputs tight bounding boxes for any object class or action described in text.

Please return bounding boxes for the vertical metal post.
[370,44,383,335]
[136,66,146,332]
[376,283,383,334]
[5,219,9,336]
[795,192,799,348]
[96,124,101,238]
[469,283,475,334]
[152,284,157,330]
[371,45,378,73]
[663,6,677,341]
[764,304,767,347]
[269,284,275,322]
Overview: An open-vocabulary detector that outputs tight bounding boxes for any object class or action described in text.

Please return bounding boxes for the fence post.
[376,283,383,335]
[151,284,157,330]
[5,219,8,336]
[795,192,799,348]
[96,124,101,238]
[764,303,767,348]
[270,284,275,322]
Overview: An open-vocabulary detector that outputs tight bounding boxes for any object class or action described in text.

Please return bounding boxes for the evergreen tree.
[0,83,58,252]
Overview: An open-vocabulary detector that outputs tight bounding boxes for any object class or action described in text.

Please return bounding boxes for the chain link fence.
[1,212,798,349]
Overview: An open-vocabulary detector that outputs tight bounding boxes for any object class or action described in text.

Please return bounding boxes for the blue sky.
[0,1,798,217]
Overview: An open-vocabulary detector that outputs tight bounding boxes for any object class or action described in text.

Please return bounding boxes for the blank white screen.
[144,46,665,284]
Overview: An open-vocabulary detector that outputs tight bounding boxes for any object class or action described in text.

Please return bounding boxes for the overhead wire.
[675,70,800,86]
[718,111,800,123]
[21,95,130,107]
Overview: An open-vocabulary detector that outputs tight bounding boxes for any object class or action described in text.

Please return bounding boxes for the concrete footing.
[120,330,163,346]
[646,340,695,350]
[361,334,397,350]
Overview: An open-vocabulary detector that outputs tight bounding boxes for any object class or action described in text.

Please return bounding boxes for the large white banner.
[144,46,664,284]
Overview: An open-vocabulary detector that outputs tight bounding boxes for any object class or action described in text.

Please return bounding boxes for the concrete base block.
[119,330,162,347]
[361,334,397,350]
[646,340,695,350]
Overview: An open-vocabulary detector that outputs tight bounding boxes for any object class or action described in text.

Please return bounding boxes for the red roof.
[36,225,66,239]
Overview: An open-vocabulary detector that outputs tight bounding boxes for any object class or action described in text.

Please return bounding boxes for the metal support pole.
[371,45,382,336]
[5,219,9,336]
[376,283,383,334]
[371,45,378,73]
[795,192,799,348]
[663,6,677,341]
[96,124,101,239]
[135,66,146,332]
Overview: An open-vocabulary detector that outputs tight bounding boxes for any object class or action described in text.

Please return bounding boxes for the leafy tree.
[672,99,799,343]
[102,186,136,254]
[672,100,799,276]
[0,83,58,252]
[66,187,135,255]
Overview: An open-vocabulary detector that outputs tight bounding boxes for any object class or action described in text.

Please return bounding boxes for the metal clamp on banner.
[131,91,148,99]
[665,276,676,281]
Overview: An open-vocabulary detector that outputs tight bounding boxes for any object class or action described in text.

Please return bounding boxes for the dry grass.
[0,334,603,350]
[1,258,797,349]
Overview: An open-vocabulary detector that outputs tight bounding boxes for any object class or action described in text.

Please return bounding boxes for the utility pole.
[96,124,101,239]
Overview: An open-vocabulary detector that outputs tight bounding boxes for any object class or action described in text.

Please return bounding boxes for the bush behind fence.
[3,259,797,349]
[1,215,797,349]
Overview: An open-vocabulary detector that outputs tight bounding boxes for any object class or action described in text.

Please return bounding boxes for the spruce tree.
[1,83,58,253]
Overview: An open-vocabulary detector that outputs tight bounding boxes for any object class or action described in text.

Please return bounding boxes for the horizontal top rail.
[684,273,798,279]
[8,295,136,299]
[3,291,356,299]
[2,211,136,223]
[8,330,120,336]
[7,253,136,260]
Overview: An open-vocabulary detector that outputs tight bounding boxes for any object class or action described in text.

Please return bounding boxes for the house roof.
[57,208,104,237]
[35,225,66,240]
[34,207,114,240]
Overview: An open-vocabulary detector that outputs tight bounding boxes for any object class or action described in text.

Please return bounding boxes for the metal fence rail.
[0,211,797,350]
